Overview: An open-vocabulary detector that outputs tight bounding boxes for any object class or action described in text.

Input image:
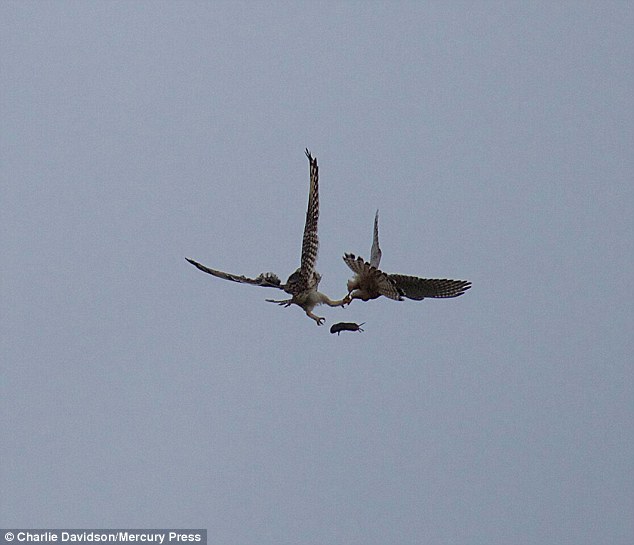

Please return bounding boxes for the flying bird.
[186,149,349,325]
[343,210,471,302]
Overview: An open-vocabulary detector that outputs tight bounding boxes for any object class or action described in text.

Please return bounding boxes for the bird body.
[344,253,402,301]
[344,210,471,303]
[186,150,348,325]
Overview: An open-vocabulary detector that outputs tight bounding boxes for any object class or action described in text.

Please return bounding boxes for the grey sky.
[2,1,633,544]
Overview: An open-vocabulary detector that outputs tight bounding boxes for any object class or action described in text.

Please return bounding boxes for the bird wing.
[388,274,471,300]
[299,149,320,283]
[369,209,382,268]
[343,253,402,300]
[185,258,284,289]
[342,253,369,276]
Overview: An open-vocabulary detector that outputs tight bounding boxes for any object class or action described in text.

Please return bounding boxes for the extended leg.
[305,309,325,326]
[319,292,352,307]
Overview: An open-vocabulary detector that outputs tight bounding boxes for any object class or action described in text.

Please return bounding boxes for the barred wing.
[185,258,284,289]
[389,274,471,300]
[299,149,320,281]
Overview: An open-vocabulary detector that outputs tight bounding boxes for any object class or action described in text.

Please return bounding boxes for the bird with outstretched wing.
[343,210,471,302]
[186,149,349,325]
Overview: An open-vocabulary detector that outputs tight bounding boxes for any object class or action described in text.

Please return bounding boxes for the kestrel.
[343,210,471,302]
[186,149,349,325]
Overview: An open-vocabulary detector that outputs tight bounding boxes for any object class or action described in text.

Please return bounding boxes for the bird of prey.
[186,149,349,325]
[343,210,471,302]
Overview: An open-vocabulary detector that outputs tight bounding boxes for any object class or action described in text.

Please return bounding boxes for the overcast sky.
[2,2,633,544]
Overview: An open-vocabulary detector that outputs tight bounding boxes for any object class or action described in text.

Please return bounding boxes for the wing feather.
[369,209,382,268]
[185,258,284,289]
[389,274,471,300]
[342,253,368,275]
[299,149,319,281]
